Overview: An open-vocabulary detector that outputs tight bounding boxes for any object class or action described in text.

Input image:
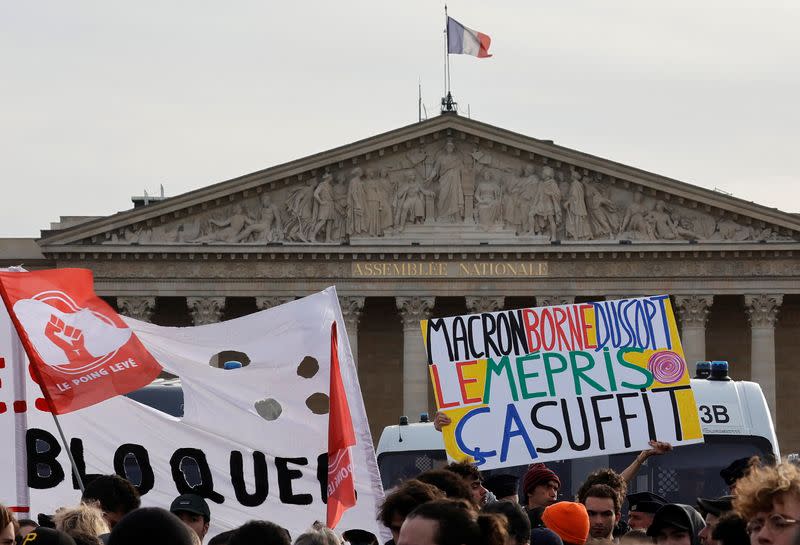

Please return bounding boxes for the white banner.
[1,286,384,539]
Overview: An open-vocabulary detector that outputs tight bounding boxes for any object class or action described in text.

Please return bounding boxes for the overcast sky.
[2,1,798,237]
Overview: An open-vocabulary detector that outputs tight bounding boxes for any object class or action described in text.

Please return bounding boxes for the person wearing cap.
[170,493,211,542]
[696,496,733,545]
[523,464,561,510]
[627,492,668,531]
[720,458,755,494]
[16,528,78,545]
[646,504,706,545]
[541,501,590,545]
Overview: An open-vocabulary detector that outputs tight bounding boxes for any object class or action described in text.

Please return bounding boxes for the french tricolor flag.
[447,16,492,58]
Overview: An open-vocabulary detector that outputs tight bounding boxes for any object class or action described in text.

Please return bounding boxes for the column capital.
[465,296,505,314]
[745,294,783,328]
[536,295,575,307]
[339,296,366,326]
[255,296,295,311]
[674,295,714,329]
[396,296,435,329]
[187,296,226,326]
[117,296,156,322]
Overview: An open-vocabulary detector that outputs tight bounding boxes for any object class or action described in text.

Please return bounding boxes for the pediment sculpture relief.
[102,138,795,246]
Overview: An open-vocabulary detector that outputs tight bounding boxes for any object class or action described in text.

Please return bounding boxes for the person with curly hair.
[53,503,110,545]
[445,461,489,506]
[733,460,800,545]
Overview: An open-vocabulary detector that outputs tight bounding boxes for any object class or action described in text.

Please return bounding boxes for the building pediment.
[37,114,800,252]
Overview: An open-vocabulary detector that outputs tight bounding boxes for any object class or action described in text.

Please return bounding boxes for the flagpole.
[50,407,86,493]
[444,4,451,96]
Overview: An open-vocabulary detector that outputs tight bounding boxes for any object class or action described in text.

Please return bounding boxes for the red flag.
[326,321,357,529]
[0,268,163,414]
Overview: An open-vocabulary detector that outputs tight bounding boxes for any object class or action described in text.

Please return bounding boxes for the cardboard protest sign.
[423,295,703,470]
[0,269,162,413]
[0,285,384,539]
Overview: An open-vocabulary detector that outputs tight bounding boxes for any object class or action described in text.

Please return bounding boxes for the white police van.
[375,361,779,503]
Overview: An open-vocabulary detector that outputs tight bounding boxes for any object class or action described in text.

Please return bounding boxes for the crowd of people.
[1,452,797,545]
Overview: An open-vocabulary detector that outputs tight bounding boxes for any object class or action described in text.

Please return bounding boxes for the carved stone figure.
[234,194,283,243]
[123,224,153,244]
[176,219,203,243]
[377,168,395,233]
[192,203,251,243]
[619,192,655,240]
[648,201,698,240]
[502,168,525,234]
[333,174,348,240]
[533,166,562,240]
[563,171,593,240]
[285,179,317,242]
[364,168,383,237]
[584,178,618,238]
[347,167,368,236]
[395,172,433,231]
[714,218,754,241]
[426,139,465,222]
[310,173,336,242]
[519,165,542,234]
[474,171,503,229]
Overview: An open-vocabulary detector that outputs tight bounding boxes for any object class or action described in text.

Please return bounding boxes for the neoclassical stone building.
[2,114,799,450]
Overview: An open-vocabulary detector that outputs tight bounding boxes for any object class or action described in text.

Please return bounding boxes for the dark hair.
[711,513,748,545]
[229,520,291,545]
[482,500,531,545]
[379,479,446,528]
[407,499,507,545]
[446,460,482,482]
[581,484,621,513]
[209,529,237,545]
[417,469,474,502]
[18,518,38,529]
[82,475,141,515]
[576,469,626,507]
[108,508,194,545]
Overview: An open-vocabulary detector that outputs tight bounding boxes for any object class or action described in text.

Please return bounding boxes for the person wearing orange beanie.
[542,502,590,545]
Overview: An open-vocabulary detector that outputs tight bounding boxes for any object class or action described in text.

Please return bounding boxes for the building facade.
[3,114,800,451]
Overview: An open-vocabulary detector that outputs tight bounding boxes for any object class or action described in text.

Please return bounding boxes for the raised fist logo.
[14,294,132,373]
[44,315,94,367]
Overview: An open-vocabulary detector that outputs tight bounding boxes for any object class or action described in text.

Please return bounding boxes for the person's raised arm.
[620,440,672,483]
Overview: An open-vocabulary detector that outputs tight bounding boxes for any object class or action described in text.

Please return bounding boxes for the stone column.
[396,296,435,417]
[338,296,365,367]
[465,296,505,314]
[745,294,783,418]
[255,296,295,310]
[117,296,156,322]
[536,295,575,307]
[186,296,226,326]
[674,295,714,366]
